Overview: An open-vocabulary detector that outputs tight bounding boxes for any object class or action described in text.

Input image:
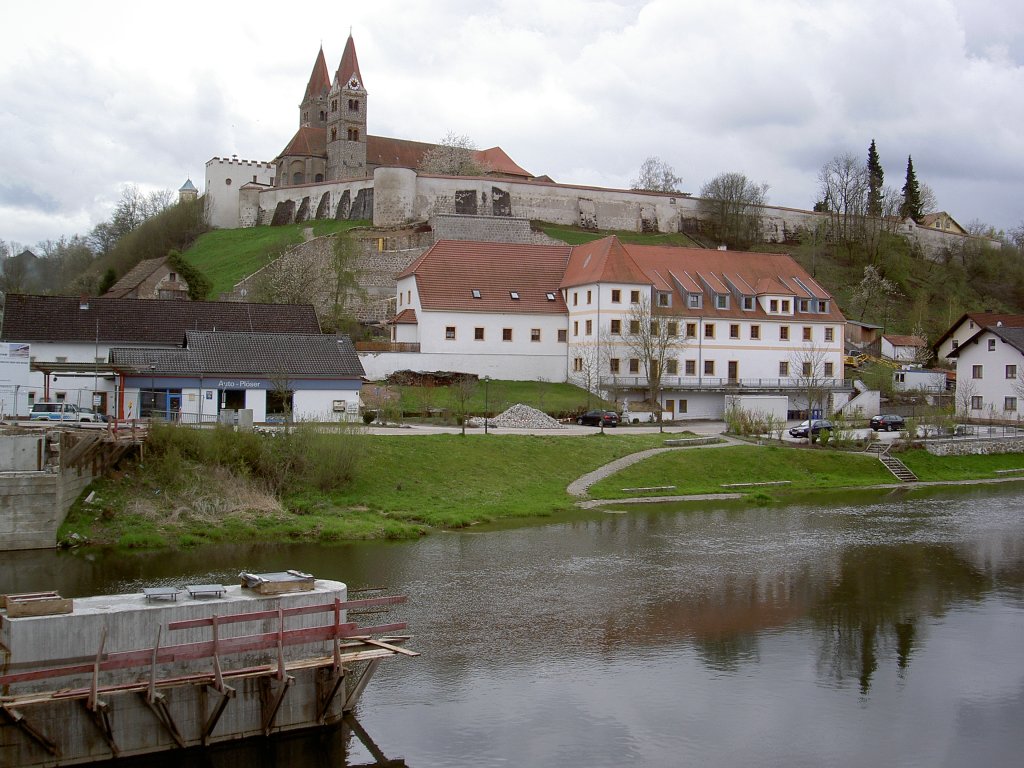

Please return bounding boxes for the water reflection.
[3,484,1024,766]
[91,715,406,768]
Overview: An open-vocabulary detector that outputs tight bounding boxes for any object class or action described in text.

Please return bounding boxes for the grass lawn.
[898,449,1024,480]
[536,221,708,248]
[383,379,613,418]
[181,220,370,298]
[62,432,685,549]
[587,444,895,499]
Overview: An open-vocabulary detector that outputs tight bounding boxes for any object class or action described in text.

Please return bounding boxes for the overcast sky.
[2,0,1022,248]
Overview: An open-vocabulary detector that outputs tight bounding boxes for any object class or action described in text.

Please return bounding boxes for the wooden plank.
[3,644,409,707]
[361,638,420,657]
[6,597,72,618]
[0,622,407,686]
[167,595,406,631]
[1,592,58,609]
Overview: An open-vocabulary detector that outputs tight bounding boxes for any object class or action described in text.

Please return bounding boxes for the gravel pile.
[469,403,567,430]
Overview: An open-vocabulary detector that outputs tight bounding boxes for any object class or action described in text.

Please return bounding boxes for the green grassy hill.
[179,219,1023,342]
[180,220,369,299]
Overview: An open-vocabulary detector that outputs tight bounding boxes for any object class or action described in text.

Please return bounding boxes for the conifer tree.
[900,155,923,222]
[867,140,884,217]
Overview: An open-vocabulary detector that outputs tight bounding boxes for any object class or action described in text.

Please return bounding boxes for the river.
[2,484,1024,767]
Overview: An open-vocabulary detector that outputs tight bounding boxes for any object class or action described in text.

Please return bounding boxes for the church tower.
[326,34,368,180]
[300,47,331,130]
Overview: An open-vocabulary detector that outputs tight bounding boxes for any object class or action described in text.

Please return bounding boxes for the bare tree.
[325,232,365,332]
[631,156,683,193]
[817,153,869,258]
[252,250,313,305]
[698,172,769,248]
[622,296,688,405]
[448,375,478,435]
[420,131,488,176]
[569,330,611,408]
[956,377,979,418]
[790,342,833,439]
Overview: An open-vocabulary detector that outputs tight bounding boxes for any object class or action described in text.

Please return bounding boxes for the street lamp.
[483,376,490,435]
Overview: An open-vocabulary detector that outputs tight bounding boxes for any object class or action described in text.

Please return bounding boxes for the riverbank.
[58,431,1024,550]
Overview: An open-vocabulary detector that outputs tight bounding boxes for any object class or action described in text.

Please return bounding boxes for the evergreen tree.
[900,155,923,222]
[867,140,884,217]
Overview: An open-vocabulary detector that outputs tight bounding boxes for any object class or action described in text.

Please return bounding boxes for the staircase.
[865,442,918,482]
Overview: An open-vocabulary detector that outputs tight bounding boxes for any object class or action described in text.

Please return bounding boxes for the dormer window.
[688,293,702,309]
[798,299,810,312]
[714,294,729,310]
[817,300,828,313]
[742,296,754,311]
[472,289,482,299]
[781,300,791,312]
[657,292,671,307]
[510,291,520,300]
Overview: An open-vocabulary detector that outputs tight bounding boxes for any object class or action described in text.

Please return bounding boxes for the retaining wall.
[0,466,96,550]
[924,437,1024,456]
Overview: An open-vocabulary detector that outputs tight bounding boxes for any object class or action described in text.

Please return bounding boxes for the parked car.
[577,409,619,427]
[870,414,906,432]
[789,419,834,438]
[29,402,96,422]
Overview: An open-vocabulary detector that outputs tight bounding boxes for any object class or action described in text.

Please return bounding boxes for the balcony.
[604,376,854,393]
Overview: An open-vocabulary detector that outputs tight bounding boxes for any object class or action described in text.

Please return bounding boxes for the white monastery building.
[374,236,849,419]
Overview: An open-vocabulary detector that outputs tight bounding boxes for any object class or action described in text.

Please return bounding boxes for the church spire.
[335,33,364,90]
[305,46,331,101]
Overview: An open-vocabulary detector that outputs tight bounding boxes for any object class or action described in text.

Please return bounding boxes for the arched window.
[292,172,304,185]
[331,127,337,141]
[319,110,326,121]
[347,128,359,141]
[315,173,324,183]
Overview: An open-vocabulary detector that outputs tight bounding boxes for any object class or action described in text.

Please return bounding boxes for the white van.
[29,403,97,422]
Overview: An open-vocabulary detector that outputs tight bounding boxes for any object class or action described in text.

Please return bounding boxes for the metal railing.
[604,375,853,391]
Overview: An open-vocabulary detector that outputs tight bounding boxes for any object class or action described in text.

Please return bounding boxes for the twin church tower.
[277,35,368,187]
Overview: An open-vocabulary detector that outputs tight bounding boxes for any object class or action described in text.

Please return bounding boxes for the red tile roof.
[403,237,845,324]
[279,125,327,159]
[884,334,926,347]
[474,146,532,178]
[305,47,331,101]
[390,308,418,324]
[398,240,572,314]
[336,35,364,88]
[934,311,1024,350]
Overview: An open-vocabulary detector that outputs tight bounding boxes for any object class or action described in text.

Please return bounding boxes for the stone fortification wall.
[250,167,995,260]
[924,436,1024,456]
[229,231,428,322]
[430,214,563,245]
[254,177,375,227]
